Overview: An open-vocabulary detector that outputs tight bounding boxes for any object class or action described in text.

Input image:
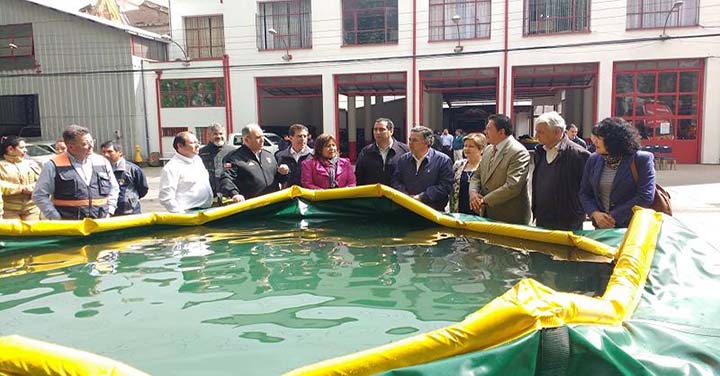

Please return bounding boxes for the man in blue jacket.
[391,126,453,211]
[100,141,149,215]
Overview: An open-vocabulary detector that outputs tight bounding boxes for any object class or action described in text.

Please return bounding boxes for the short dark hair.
[0,135,24,155]
[100,140,122,153]
[173,131,191,151]
[591,117,641,156]
[566,123,579,131]
[374,118,394,132]
[63,124,91,144]
[313,133,337,159]
[488,114,513,136]
[288,123,309,137]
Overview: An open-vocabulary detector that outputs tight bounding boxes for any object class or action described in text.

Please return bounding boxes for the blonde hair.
[463,132,487,150]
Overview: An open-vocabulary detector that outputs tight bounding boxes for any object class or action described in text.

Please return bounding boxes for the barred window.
[627,0,699,29]
[160,79,226,108]
[257,0,312,50]
[184,15,224,59]
[429,0,491,41]
[342,0,398,45]
[524,0,590,35]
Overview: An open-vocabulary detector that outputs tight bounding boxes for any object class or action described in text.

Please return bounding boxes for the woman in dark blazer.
[579,117,656,228]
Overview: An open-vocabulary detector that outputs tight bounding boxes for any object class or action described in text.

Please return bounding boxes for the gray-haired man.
[199,123,236,197]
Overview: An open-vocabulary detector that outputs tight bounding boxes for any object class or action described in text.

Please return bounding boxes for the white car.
[228,132,282,155]
[25,143,55,166]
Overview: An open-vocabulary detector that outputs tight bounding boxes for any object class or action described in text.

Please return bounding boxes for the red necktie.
[490,146,498,164]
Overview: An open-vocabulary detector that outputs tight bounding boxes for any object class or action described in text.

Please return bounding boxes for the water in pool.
[0,218,612,375]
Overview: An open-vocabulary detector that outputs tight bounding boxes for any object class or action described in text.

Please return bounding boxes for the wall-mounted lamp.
[160,34,190,66]
[8,43,18,50]
[268,28,292,62]
[660,1,685,40]
[451,15,463,53]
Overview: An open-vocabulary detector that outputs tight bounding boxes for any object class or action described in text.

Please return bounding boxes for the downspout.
[155,70,163,157]
[140,59,151,158]
[411,0,417,128]
[503,0,509,114]
[223,54,234,133]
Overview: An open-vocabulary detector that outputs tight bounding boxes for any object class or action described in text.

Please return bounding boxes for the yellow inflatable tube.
[0,185,615,258]
[286,208,662,376]
[0,335,149,376]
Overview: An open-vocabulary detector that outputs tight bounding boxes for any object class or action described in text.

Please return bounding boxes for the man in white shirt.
[159,131,213,213]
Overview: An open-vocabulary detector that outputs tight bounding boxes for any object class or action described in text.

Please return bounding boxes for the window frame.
[612,59,704,143]
[160,78,226,108]
[428,0,492,42]
[522,0,591,36]
[0,23,35,60]
[257,0,312,51]
[183,15,225,59]
[341,0,399,46]
[626,0,699,30]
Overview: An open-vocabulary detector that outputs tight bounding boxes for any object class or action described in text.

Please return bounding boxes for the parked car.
[25,143,55,166]
[228,132,281,155]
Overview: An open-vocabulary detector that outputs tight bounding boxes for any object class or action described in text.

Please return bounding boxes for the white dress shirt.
[159,153,213,213]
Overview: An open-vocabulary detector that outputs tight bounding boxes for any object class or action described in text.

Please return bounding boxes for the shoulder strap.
[629,155,639,184]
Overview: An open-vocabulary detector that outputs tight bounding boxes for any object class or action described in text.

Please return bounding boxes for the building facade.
[145,0,720,163]
[0,0,167,156]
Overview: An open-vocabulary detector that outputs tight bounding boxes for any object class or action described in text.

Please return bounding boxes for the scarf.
[602,154,622,170]
[322,156,339,188]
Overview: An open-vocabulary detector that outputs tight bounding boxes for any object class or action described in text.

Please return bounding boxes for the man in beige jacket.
[469,114,531,225]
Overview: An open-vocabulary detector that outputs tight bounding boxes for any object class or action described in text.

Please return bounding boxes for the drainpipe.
[155,70,163,157]
[411,0,417,129]
[503,0,509,115]
[140,59,151,158]
[223,54,234,133]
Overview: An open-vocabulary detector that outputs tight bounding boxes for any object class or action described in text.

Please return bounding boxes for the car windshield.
[25,144,54,157]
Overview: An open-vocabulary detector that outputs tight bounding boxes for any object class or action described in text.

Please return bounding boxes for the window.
[627,0,699,29]
[429,0,491,41]
[160,79,226,108]
[613,59,703,142]
[0,94,40,137]
[0,23,35,71]
[257,0,312,50]
[131,36,168,61]
[523,0,590,35]
[342,0,398,45]
[184,15,224,59]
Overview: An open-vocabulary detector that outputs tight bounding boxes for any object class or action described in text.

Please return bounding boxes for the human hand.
[231,194,245,203]
[412,194,422,201]
[469,191,484,212]
[591,211,615,229]
[277,164,289,175]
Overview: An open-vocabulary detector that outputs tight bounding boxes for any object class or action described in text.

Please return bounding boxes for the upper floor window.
[0,23,36,71]
[257,0,312,50]
[160,78,226,108]
[524,0,590,35]
[627,0,699,29]
[429,0,491,41]
[184,15,224,59]
[342,0,398,45]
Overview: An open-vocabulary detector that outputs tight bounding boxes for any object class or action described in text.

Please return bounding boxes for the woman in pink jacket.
[301,133,356,189]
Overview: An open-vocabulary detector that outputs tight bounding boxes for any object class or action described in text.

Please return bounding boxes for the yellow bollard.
[134,145,144,165]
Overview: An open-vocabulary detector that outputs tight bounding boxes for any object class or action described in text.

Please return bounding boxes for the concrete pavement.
[138,164,720,244]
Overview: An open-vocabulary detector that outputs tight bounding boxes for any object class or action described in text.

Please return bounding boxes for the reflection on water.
[0,219,612,375]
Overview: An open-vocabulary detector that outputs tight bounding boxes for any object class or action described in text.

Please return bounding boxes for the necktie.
[490,146,498,164]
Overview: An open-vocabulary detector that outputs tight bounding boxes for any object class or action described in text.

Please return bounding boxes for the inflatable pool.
[0,185,718,375]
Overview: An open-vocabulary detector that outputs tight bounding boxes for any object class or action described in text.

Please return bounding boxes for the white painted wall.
[149,0,720,163]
